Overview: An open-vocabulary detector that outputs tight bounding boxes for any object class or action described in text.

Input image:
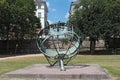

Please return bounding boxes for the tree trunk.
[6,39,9,54]
[6,32,9,54]
[112,37,117,54]
[6,26,10,54]
[90,39,96,54]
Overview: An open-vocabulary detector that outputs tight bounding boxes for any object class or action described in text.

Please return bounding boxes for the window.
[38,4,41,9]
[38,12,41,18]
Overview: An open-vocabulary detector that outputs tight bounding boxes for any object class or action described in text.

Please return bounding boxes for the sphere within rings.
[37,22,81,71]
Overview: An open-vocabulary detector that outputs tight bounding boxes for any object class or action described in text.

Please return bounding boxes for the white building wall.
[69,0,80,16]
[35,0,48,29]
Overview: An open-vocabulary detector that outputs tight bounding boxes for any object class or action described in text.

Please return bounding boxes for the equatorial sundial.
[37,22,81,71]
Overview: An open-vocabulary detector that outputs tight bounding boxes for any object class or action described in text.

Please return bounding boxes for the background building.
[35,0,48,29]
[69,0,80,16]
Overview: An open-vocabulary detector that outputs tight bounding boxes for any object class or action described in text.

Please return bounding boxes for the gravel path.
[0,78,81,80]
[0,54,43,61]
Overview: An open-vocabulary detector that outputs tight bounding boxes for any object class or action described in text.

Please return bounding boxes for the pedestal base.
[0,64,112,80]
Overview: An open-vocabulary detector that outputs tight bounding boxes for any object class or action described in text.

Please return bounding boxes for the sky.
[45,0,77,24]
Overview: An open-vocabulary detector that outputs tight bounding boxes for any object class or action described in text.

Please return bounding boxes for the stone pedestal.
[0,64,112,80]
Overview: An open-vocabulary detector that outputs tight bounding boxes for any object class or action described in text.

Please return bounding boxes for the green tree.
[69,0,120,54]
[69,0,107,54]
[0,0,10,40]
[0,0,40,40]
[0,0,41,53]
[8,0,41,39]
[104,0,120,38]
[103,0,120,53]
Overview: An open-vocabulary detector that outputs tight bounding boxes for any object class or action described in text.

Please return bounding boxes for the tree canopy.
[0,0,41,40]
[69,0,120,54]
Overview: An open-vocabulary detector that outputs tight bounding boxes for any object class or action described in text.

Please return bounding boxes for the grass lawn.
[0,54,120,80]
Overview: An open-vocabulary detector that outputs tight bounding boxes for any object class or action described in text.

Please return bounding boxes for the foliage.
[0,0,41,40]
[0,0,10,40]
[104,0,120,38]
[61,38,69,45]
[69,0,120,54]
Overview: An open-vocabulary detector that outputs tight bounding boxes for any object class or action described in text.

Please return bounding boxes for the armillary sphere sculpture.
[37,22,81,71]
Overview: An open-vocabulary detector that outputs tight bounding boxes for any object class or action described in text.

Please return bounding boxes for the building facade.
[69,0,80,16]
[34,0,48,29]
